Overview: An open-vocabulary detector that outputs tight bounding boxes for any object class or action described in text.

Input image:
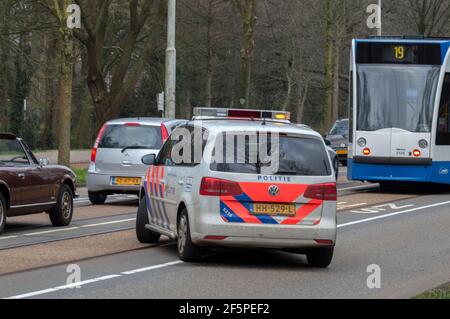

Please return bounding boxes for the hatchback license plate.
[251,203,296,217]
[112,177,142,186]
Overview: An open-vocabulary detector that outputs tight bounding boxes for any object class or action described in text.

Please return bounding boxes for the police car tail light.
[200,178,243,196]
[304,183,337,201]
[91,124,107,163]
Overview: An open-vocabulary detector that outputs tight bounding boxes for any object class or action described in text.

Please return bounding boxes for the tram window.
[437,74,450,145]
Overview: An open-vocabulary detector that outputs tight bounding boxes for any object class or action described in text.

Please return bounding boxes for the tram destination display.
[356,42,442,65]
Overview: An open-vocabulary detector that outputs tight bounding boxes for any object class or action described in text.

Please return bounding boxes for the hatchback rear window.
[211,134,331,176]
[99,125,162,149]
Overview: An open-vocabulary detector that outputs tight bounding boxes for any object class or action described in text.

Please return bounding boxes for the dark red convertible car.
[0,133,77,234]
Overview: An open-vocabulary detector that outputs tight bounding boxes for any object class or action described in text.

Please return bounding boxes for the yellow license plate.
[252,203,296,217]
[113,177,142,186]
[336,150,348,155]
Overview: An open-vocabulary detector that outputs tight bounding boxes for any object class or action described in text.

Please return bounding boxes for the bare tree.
[72,0,161,128]
[230,0,256,107]
[404,0,450,36]
[40,0,73,166]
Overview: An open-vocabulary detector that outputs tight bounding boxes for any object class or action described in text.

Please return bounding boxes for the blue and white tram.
[348,37,450,185]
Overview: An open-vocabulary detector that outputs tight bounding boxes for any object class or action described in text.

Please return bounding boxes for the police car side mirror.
[142,154,156,166]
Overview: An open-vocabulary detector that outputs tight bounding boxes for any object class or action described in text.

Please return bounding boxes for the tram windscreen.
[356,65,440,132]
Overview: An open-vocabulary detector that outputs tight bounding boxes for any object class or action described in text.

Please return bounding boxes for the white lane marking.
[338,201,450,228]
[6,200,450,299]
[338,184,378,192]
[351,203,414,214]
[338,203,367,211]
[74,195,136,203]
[121,261,184,275]
[5,261,183,299]
[0,236,18,240]
[4,218,136,240]
[81,218,136,228]
[25,227,80,237]
[6,275,122,299]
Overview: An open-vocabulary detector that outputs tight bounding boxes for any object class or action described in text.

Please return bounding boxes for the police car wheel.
[306,248,334,268]
[88,192,107,205]
[49,185,74,227]
[178,209,202,262]
[136,197,161,244]
[0,192,7,235]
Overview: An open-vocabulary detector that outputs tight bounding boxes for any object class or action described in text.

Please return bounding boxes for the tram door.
[435,74,450,158]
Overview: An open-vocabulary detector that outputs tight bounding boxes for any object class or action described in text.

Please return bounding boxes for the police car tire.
[306,248,334,268]
[49,184,74,227]
[136,197,161,244]
[178,209,202,262]
[88,192,107,205]
[0,192,6,235]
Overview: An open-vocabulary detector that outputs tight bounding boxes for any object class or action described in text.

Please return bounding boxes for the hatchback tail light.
[161,123,169,143]
[200,178,243,197]
[304,183,337,201]
[91,124,107,163]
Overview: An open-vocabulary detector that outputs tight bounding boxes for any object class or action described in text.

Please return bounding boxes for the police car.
[136,108,337,268]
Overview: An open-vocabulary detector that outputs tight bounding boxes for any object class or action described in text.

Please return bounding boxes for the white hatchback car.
[87,118,186,204]
[136,109,337,268]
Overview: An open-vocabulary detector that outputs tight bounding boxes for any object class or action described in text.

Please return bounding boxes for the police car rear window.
[99,125,162,149]
[210,134,331,176]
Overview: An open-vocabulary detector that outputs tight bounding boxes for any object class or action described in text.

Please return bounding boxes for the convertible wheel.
[49,184,74,227]
[0,192,6,234]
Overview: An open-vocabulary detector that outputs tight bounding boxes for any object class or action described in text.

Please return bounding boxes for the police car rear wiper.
[274,171,300,176]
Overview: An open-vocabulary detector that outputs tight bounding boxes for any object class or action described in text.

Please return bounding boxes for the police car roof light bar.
[193,108,291,122]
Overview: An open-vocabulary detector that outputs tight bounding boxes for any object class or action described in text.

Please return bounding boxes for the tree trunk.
[332,39,340,123]
[296,81,309,124]
[205,0,214,108]
[235,0,256,107]
[323,0,334,132]
[57,28,73,166]
[43,36,57,148]
[282,69,293,111]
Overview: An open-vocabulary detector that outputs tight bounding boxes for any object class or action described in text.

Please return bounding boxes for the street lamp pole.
[165,0,177,119]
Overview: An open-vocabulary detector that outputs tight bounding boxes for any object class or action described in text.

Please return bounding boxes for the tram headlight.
[418,139,428,149]
[357,138,367,147]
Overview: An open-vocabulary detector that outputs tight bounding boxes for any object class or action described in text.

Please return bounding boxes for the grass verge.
[72,167,87,187]
[415,283,450,299]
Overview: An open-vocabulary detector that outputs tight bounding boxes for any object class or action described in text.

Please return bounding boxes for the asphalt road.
[0,170,449,299]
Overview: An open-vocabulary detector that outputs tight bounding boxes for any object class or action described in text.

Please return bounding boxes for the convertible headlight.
[357,138,367,147]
